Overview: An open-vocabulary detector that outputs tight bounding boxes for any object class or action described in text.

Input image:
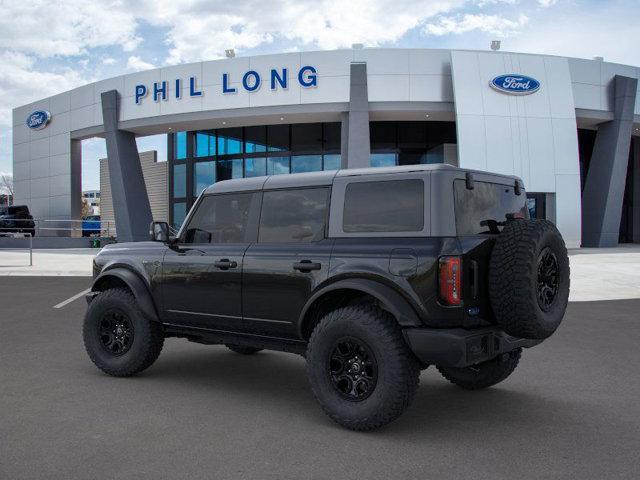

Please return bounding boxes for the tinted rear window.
[343,179,424,233]
[454,180,528,235]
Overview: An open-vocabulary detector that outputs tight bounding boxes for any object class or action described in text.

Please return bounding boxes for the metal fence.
[0,218,116,238]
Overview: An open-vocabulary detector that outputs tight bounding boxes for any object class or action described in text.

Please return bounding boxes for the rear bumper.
[403,326,541,368]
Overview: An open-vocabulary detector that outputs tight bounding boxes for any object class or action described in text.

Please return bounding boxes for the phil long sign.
[490,74,540,95]
[135,66,318,105]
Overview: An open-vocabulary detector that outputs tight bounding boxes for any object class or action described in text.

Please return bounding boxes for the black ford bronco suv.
[83,164,569,431]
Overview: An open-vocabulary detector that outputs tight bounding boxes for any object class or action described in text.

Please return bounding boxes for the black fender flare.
[91,267,159,322]
[297,278,422,337]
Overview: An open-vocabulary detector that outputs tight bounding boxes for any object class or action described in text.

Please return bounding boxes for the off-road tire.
[437,348,522,390]
[489,219,569,340]
[83,288,164,377]
[226,344,263,355]
[306,305,421,431]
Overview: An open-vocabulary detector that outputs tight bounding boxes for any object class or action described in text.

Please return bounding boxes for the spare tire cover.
[489,219,570,340]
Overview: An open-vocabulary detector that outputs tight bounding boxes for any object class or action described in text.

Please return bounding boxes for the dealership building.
[11,48,640,247]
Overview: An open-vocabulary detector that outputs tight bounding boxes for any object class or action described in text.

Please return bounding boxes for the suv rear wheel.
[306,305,420,431]
[83,288,164,377]
[437,348,522,390]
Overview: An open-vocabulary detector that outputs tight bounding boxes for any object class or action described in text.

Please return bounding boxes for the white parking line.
[53,288,91,309]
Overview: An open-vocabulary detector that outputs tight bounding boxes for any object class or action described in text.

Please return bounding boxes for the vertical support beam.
[69,139,83,237]
[633,138,640,243]
[101,90,153,242]
[582,75,638,247]
[345,63,370,169]
[340,112,349,169]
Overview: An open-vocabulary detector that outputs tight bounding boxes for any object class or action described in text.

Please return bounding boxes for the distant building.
[82,189,100,215]
[99,150,168,237]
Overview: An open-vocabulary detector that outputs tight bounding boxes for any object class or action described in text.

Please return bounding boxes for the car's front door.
[242,187,333,338]
[161,191,261,331]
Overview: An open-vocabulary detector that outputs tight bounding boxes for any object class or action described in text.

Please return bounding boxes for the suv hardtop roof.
[203,164,521,195]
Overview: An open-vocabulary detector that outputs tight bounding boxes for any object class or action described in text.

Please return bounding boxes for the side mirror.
[150,221,170,242]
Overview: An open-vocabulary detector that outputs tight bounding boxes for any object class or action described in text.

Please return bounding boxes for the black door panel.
[161,244,248,330]
[241,239,334,338]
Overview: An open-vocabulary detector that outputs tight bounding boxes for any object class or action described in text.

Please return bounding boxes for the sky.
[0,0,639,191]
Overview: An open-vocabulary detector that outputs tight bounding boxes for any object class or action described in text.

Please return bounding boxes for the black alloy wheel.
[98,310,134,356]
[537,247,559,311]
[328,337,378,401]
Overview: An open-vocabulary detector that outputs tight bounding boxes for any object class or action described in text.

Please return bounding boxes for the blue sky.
[1,0,638,191]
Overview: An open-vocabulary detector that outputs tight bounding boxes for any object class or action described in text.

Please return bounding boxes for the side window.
[259,188,329,243]
[343,179,424,232]
[183,193,255,244]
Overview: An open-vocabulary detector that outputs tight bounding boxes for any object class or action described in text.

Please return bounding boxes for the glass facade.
[168,123,342,228]
[168,121,457,228]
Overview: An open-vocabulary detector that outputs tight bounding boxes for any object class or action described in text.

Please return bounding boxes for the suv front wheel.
[83,288,164,377]
[306,305,420,431]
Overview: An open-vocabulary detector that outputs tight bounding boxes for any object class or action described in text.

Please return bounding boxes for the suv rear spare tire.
[489,219,569,340]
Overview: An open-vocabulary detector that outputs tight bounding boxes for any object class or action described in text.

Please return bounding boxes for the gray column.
[344,62,370,169]
[633,138,640,243]
[101,90,153,242]
[582,75,638,247]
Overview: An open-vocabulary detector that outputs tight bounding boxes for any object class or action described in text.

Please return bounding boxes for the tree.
[0,173,13,204]
[81,198,92,218]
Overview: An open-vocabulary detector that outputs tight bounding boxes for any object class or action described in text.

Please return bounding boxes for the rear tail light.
[439,256,462,306]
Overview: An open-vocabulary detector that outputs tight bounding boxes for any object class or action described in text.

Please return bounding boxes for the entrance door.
[161,191,261,331]
[242,187,333,338]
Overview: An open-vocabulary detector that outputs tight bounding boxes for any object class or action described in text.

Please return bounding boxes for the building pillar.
[582,75,638,247]
[101,90,153,242]
[343,62,370,169]
[633,138,640,243]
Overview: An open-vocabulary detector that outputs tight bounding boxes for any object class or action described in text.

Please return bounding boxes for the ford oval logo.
[490,74,540,95]
[26,110,51,130]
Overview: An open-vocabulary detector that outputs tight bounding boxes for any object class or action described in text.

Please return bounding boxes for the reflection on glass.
[245,157,267,177]
[291,155,322,173]
[217,128,243,155]
[173,163,186,197]
[175,131,187,160]
[323,154,341,171]
[267,157,290,175]
[245,126,267,153]
[194,161,216,196]
[195,131,215,157]
[292,123,322,152]
[173,202,186,230]
[370,153,397,168]
[217,159,243,181]
[267,124,289,152]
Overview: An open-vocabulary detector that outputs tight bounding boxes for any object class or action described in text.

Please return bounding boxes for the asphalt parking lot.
[1,277,639,479]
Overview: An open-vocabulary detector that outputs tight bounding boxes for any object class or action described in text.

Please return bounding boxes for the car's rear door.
[161,191,261,332]
[242,186,333,338]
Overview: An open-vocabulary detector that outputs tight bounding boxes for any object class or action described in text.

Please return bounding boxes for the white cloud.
[102,57,116,65]
[0,0,141,57]
[134,0,465,64]
[424,13,529,36]
[0,51,87,125]
[538,0,558,7]
[126,56,156,72]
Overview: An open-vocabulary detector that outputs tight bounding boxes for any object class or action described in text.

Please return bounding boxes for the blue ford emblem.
[490,74,540,95]
[26,110,51,130]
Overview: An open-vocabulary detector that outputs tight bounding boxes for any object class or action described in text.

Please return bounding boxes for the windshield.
[454,179,529,235]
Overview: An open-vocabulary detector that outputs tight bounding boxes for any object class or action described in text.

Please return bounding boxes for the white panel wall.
[451,51,582,247]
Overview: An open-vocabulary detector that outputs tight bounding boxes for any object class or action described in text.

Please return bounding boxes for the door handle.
[214,259,238,270]
[293,260,322,272]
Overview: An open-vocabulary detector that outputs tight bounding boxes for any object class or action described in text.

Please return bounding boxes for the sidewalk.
[0,248,96,276]
[1,245,639,301]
